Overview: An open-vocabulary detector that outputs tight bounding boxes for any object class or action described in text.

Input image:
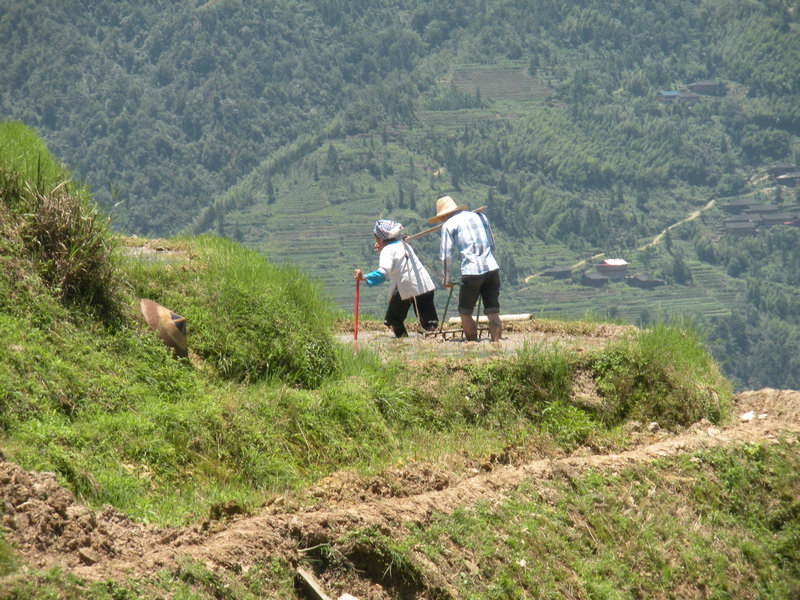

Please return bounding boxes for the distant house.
[656,91,701,102]
[761,213,798,227]
[581,272,608,287]
[595,258,628,281]
[768,162,797,177]
[743,204,779,216]
[722,215,761,225]
[724,214,763,228]
[687,80,724,96]
[542,265,572,279]
[720,198,754,214]
[776,171,800,187]
[724,221,758,235]
[627,274,666,289]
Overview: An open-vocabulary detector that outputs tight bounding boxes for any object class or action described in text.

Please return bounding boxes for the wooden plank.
[296,567,333,600]
[404,206,487,241]
[447,313,531,324]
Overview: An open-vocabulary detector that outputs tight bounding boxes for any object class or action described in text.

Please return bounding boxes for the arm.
[354,267,387,286]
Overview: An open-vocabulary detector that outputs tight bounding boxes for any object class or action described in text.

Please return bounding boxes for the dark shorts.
[384,290,439,337]
[458,269,501,315]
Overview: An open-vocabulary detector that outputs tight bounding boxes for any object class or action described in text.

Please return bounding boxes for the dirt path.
[342,317,635,358]
[522,198,717,283]
[2,388,799,595]
[646,198,716,248]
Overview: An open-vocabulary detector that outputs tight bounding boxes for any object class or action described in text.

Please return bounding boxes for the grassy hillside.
[4,1,800,391]
[4,124,800,600]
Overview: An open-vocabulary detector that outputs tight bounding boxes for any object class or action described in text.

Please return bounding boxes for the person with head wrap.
[354,219,439,337]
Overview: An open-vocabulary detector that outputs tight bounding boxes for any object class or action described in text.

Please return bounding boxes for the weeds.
[339,527,423,588]
[404,442,800,599]
[1,123,119,317]
[591,320,732,427]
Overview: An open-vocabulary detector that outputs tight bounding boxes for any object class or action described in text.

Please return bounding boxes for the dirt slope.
[2,388,799,598]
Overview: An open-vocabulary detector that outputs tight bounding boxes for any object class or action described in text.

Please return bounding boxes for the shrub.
[0,122,119,316]
[591,320,732,427]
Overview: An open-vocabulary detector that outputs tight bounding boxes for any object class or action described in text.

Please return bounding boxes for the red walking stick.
[354,277,360,352]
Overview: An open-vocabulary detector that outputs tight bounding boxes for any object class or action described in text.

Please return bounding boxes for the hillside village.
[537,159,800,291]
[721,162,800,235]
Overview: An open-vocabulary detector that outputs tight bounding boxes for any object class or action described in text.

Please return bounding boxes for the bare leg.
[460,313,478,341]
[487,312,502,342]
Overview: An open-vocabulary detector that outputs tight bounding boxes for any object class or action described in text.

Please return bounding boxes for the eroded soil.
[1,387,799,599]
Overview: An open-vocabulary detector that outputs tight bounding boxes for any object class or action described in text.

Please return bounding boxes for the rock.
[740,411,755,422]
[647,422,660,432]
[78,547,101,565]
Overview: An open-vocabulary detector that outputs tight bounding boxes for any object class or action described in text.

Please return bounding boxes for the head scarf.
[374,219,404,241]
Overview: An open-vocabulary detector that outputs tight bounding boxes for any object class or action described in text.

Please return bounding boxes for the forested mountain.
[2,0,800,390]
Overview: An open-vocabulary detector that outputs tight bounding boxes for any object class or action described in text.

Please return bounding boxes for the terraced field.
[450,64,554,101]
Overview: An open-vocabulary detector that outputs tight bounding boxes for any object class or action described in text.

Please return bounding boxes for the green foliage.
[591,320,732,427]
[0,2,430,234]
[402,442,800,599]
[1,123,119,316]
[123,235,339,387]
[0,121,64,193]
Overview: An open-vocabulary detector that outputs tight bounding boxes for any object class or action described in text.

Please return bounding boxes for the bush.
[0,123,119,315]
[591,320,732,427]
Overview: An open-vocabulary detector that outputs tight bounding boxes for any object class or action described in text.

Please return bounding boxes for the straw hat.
[428,195,467,224]
[140,299,188,358]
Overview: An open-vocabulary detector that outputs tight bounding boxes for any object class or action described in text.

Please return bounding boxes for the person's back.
[429,196,502,342]
[354,219,439,337]
[440,209,499,277]
[377,238,435,300]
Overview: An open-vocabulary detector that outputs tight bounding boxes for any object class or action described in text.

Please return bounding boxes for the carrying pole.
[404,205,487,242]
[354,278,360,352]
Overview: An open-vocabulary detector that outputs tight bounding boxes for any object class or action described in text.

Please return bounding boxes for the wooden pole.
[437,283,455,333]
[404,205,487,241]
[354,278,360,352]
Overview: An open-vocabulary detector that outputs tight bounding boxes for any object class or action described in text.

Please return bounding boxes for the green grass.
[591,319,732,427]
[0,121,65,194]
[123,235,340,387]
[2,124,782,599]
[395,442,800,599]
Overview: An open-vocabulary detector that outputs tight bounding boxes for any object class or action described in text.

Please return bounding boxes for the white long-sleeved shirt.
[364,240,435,300]
[440,210,499,283]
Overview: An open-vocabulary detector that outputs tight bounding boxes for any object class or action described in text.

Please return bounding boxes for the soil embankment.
[2,388,799,596]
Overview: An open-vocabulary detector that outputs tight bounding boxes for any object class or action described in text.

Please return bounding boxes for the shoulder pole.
[404,206,487,242]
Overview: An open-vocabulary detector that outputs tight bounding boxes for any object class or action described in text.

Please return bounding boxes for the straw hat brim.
[427,203,468,225]
[140,298,188,357]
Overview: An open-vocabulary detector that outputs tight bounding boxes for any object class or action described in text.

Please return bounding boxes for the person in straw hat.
[354,219,439,338]
[428,195,502,342]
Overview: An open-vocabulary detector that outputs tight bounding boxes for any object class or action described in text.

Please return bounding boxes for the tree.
[326,143,340,174]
